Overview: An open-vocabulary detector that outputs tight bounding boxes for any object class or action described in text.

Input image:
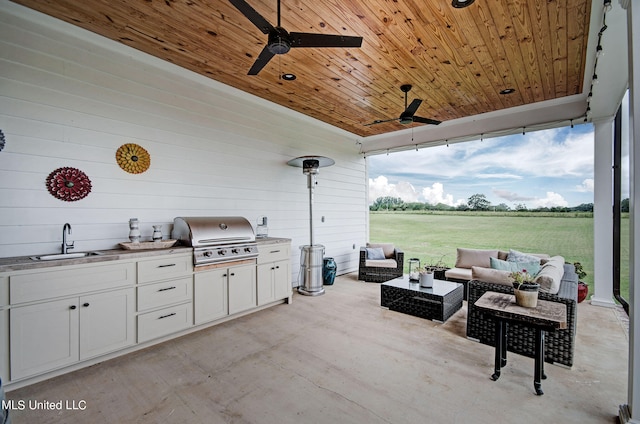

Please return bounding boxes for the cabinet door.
[273,260,292,301]
[194,268,228,324]
[80,288,135,359]
[228,264,256,315]
[10,298,79,380]
[256,263,275,306]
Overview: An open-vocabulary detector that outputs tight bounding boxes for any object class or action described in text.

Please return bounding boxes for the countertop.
[0,237,291,273]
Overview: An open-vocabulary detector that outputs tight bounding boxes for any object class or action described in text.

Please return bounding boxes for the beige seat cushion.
[365,259,398,268]
[444,267,472,281]
[471,266,514,287]
[455,248,499,269]
[367,243,395,259]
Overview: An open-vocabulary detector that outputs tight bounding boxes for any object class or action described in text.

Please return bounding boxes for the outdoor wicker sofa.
[466,263,579,367]
[358,243,404,283]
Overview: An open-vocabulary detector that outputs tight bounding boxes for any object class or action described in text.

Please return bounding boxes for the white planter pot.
[419,272,434,288]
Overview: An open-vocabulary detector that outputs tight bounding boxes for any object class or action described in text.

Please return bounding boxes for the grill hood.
[172,216,255,247]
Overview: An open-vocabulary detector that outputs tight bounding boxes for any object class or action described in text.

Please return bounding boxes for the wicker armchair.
[358,244,404,283]
[466,263,579,367]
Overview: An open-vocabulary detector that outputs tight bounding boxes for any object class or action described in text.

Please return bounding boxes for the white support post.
[622,0,640,422]
[592,117,617,307]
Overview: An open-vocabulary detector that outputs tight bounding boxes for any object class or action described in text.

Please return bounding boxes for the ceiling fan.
[229,0,363,75]
[366,84,442,127]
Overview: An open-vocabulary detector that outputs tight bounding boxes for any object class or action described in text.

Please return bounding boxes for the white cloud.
[368,176,420,203]
[422,182,465,206]
[531,192,569,208]
[493,189,534,202]
[369,177,463,206]
[576,179,594,192]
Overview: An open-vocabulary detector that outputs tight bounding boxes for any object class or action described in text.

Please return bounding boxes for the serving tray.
[119,240,178,250]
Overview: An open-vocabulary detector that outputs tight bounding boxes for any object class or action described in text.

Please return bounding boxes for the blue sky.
[368,124,599,209]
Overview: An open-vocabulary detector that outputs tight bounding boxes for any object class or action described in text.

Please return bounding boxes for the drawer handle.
[230,273,235,276]
[158,286,177,292]
[159,312,176,319]
[270,250,280,254]
[157,263,176,268]
[69,305,77,310]
[83,302,90,307]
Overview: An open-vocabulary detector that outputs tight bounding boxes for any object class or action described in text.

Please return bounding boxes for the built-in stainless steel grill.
[171,216,258,267]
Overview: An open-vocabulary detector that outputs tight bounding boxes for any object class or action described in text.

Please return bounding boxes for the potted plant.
[573,262,589,303]
[424,254,450,280]
[510,269,540,308]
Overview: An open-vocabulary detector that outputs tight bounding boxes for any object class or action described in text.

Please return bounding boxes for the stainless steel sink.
[30,252,104,261]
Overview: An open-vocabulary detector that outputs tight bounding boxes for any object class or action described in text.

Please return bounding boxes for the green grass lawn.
[369,211,629,301]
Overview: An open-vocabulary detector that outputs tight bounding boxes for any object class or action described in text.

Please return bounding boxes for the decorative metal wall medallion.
[116,143,150,174]
[46,167,92,201]
[0,129,5,152]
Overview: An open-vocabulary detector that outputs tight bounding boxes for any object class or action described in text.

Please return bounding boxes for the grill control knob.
[203,251,213,257]
[231,248,239,254]
[244,247,252,253]
[218,250,226,256]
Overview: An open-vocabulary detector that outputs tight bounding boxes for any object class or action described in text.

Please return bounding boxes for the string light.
[584,0,611,123]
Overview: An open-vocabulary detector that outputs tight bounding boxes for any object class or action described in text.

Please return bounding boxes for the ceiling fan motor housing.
[268,27,292,54]
[399,113,413,124]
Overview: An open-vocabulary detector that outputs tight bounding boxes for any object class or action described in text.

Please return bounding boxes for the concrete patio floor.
[6,273,629,423]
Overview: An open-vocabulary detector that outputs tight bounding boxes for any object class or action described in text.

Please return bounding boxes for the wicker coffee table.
[380,275,463,323]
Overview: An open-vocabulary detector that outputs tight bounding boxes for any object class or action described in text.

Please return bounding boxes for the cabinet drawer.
[137,303,193,343]
[137,277,193,312]
[257,244,291,264]
[10,263,135,304]
[137,255,192,283]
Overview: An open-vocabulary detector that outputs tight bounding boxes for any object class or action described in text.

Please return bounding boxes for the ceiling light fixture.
[500,88,516,95]
[281,73,296,81]
[451,0,475,8]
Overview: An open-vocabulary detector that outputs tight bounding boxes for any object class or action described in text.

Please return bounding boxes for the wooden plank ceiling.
[11,0,592,138]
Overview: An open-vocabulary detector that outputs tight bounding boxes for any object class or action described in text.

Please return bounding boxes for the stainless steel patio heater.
[287,155,335,296]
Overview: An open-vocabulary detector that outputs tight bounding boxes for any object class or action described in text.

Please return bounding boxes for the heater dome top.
[287,156,335,169]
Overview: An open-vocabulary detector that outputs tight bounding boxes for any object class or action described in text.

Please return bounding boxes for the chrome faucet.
[62,223,74,254]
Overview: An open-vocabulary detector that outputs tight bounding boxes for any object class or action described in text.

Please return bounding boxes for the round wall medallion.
[116,143,150,174]
[46,167,92,201]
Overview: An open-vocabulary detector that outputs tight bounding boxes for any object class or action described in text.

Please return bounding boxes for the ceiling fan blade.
[412,116,442,125]
[248,45,276,75]
[364,118,399,126]
[228,0,274,34]
[404,99,422,116]
[289,32,363,48]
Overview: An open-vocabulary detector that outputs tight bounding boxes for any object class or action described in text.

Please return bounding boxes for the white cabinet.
[194,262,256,322]
[10,297,79,380]
[136,253,193,343]
[8,262,136,381]
[10,288,135,380]
[228,264,257,315]
[194,268,228,325]
[80,289,135,359]
[0,275,8,383]
[257,243,292,306]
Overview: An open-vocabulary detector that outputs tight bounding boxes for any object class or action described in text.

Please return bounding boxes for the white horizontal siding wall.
[0,2,367,277]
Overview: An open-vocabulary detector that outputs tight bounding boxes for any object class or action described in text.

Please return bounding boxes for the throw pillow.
[367,243,395,259]
[455,248,499,269]
[490,257,541,276]
[506,249,544,264]
[534,255,565,294]
[471,266,514,286]
[366,247,386,260]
